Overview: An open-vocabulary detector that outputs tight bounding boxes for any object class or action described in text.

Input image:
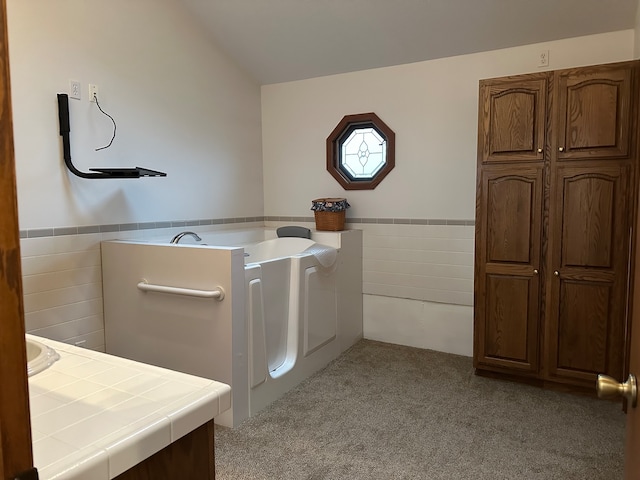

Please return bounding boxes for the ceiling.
[180,0,639,85]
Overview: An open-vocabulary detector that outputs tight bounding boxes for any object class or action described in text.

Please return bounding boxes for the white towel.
[303,244,338,273]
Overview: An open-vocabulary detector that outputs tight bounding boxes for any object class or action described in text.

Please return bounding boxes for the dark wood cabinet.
[474,60,639,393]
[114,420,215,480]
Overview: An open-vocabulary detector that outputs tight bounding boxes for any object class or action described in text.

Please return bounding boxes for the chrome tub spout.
[170,231,202,244]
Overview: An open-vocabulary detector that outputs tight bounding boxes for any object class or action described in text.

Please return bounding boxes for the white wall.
[8,0,264,350]
[262,30,634,220]
[7,0,263,230]
[262,30,635,356]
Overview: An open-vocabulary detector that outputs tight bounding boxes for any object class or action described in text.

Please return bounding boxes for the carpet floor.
[215,339,625,479]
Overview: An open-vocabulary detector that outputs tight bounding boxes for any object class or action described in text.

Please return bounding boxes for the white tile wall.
[19,222,263,352]
[21,234,107,351]
[265,220,474,307]
[21,219,473,355]
[357,222,475,356]
[360,223,474,306]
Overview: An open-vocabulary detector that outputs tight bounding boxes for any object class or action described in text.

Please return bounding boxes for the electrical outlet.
[69,80,81,100]
[89,84,99,102]
[538,50,550,67]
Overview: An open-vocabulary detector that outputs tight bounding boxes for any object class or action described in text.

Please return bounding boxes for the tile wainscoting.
[271,219,475,356]
[20,219,265,352]
[20,217,474,356]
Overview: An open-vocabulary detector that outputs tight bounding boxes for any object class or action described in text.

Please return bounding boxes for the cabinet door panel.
[474,166,543,373]
[545,164,629,384]
[561,174,614,268]
[557,281,610,374]
[485,275,531,362]
[479,76,547,164]
[555,64,632,160]
[486,176,533,263]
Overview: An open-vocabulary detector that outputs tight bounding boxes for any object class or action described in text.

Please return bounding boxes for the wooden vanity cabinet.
[474,61,639,392]
[113,420,215,480]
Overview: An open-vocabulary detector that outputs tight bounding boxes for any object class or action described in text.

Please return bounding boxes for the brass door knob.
[559,147,565,152]
[597,374,637,407]
[537,148,543,153]
[533,269,539,274]
[554,270,559,276]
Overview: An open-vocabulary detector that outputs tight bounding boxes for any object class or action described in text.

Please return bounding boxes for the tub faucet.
[170,231,202,244]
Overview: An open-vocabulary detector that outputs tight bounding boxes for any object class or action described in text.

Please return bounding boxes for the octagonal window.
[326,112,395,190]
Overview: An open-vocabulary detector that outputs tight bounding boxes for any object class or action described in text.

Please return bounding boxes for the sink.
[26,338,60,377]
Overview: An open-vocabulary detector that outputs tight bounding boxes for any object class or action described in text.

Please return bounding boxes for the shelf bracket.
[56,93,167,179]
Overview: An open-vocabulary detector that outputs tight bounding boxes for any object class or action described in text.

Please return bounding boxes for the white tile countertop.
[26,334,231,480]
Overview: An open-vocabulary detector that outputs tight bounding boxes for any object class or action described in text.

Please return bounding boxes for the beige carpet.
[215,339,625,479]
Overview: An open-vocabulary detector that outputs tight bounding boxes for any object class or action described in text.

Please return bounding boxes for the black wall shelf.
[57,93,166,179]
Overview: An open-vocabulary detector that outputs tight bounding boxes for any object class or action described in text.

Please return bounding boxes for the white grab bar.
[137,279,225,301]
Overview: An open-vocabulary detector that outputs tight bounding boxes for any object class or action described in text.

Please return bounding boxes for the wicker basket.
[314,210,346,231]
[312,197,348,231]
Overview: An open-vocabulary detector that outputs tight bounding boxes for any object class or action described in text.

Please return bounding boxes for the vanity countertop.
[26,334,231,480]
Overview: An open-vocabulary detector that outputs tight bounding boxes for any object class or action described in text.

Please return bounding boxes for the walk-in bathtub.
[101,228,363,427]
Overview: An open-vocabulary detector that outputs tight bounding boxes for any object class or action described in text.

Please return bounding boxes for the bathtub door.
[255,259,292,373]
[303,266,337,356]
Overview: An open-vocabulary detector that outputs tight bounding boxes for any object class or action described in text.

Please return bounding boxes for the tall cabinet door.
[544,164,631,385]
[475,73,547,374]
[474,165,543,373]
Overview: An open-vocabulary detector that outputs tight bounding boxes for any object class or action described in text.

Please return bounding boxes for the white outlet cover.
[89,84,99,102]
[69,80,81,100]
[538,50,550,67]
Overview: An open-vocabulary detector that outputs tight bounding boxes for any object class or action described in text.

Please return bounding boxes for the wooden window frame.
[326,112,395,190]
